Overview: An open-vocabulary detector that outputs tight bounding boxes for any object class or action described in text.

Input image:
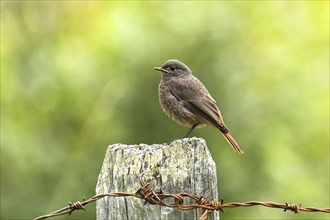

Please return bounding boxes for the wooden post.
[96,137,219,220]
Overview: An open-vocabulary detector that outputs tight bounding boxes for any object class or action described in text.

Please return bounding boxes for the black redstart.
[154,59,244,154]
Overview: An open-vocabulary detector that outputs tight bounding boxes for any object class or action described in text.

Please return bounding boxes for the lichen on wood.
[96,137,219,220]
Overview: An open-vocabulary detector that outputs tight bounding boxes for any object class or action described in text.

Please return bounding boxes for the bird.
[154,59,244,154]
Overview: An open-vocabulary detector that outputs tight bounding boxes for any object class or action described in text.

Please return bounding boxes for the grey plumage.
[154,59,244,154]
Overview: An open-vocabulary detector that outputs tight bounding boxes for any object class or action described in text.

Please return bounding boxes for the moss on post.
[96,137,219,220]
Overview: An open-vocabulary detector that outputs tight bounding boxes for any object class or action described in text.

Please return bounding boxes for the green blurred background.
[1,1,329,219]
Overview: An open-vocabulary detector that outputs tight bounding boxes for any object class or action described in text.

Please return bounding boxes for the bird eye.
[170,66,176,71]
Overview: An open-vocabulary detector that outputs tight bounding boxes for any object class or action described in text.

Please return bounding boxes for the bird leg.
[180,123,199,139]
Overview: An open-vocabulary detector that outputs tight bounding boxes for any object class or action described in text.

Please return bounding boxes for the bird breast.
[158,79,204,127]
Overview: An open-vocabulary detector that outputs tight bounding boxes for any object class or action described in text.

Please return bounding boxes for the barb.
[34,179,330,220]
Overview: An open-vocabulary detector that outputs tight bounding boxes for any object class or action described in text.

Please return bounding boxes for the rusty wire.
[34,178,330,220]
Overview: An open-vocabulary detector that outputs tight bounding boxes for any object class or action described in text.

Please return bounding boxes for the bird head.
[154,59,192,78]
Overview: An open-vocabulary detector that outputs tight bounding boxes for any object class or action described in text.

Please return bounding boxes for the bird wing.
[170,79,228,133]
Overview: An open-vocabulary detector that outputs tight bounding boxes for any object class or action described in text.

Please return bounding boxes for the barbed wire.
[34,178,330,220]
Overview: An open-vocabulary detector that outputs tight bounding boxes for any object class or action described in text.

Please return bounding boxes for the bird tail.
[222,132,245,154]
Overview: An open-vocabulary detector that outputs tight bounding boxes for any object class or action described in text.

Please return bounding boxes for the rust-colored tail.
[222,132,245,154]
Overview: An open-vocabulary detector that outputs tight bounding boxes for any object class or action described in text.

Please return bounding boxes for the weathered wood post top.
[96,137,219,220]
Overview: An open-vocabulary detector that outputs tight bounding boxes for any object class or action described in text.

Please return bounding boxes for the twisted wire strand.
[34,179,330,220]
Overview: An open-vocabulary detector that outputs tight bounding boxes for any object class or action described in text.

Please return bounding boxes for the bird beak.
[154,67,170,73]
